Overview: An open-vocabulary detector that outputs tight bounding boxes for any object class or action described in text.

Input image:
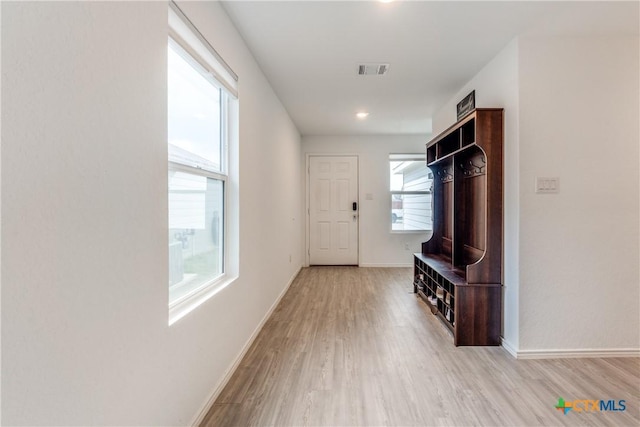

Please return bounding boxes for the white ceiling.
[221,1,639,136]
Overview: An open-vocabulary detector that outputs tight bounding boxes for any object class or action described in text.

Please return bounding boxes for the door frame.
[305,154,360,267]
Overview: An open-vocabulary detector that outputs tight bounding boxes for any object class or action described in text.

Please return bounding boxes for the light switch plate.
[536,177,559,193]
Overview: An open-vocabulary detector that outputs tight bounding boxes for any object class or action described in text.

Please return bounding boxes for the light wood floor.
[202,267,640,426]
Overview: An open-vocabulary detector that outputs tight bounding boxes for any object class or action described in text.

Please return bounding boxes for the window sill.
[168,274,238,326]
[390,229,433,234]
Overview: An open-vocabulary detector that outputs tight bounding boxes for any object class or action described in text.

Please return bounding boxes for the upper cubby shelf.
[426,108,502,166]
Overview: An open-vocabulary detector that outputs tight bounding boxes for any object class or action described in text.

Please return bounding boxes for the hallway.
[203,267,640,426]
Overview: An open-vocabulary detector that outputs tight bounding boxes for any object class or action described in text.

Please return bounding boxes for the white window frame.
[168,2,238,325]
[389,153,432,233]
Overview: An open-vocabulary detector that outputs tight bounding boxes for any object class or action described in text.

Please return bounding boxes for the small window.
[389,154,433,232]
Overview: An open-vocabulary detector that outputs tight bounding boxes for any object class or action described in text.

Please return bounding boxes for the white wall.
[302,135,429,267]
[518,35,639,352]
[1,2,302,425]
[432,39,520,350]
[432,34,640,355]
[0,3,3,423]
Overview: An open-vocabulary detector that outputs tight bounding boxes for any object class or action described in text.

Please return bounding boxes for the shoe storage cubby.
[413,256,456,330]
[414,108,503,346]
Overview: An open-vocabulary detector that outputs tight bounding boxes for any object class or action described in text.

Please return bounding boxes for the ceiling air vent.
[357,63,390,76]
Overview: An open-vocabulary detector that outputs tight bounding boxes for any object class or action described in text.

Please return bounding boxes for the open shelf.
[461,119,475,147]
[427,145,437,164]
[415,108,503,346]
[414,253,466,285]
[437,132,461,158]
[414,254,456,332]
[427,110,477,164]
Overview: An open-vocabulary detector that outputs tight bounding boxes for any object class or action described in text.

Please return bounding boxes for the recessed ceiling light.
[356,112,369,119]
[379,0,394,3]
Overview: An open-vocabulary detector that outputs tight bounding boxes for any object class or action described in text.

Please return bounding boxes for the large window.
[168,4,238,315]
[389,154,433,232]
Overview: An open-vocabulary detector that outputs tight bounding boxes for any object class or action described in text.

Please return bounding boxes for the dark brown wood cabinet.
[414,108,503,346]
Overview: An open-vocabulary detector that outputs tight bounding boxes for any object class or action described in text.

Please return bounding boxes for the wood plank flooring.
[201,267,640,426]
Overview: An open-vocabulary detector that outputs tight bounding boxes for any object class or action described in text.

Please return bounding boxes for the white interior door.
[309,156,358,265]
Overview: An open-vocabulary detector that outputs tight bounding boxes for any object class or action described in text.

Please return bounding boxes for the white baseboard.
[359,263,413,268]
[190,266,302,426]
[501,338,518,358]
[500,338,639,359]
[515,348,640,359]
